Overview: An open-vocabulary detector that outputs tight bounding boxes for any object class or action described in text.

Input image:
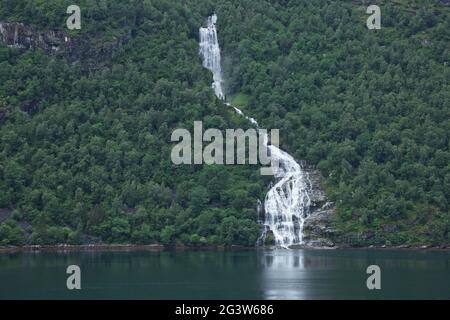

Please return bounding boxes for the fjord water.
[199,15,312,247]
[1,249,450,299]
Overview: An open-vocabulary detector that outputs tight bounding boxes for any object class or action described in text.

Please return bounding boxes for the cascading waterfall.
[199,14,225,100]
[261,144,312,247]
[199,14,311,248]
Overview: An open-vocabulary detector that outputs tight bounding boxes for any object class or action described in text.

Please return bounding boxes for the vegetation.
[0,0,449,246]
[214,0,450,246]
[0,0,266,246]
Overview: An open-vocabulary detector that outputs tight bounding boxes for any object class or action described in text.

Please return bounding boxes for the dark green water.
[1,249,450,299]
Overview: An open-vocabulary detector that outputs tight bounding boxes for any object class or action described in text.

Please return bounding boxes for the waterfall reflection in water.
[259,250,311,299]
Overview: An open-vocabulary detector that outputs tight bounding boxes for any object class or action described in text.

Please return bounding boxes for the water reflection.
[259,249,311,299]
[2,249,450,299]
[259,249,377,299]
[259,249,450,300]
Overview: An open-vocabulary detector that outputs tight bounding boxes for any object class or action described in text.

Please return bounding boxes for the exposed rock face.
[302,166,338,248]
[0,22,67,52]
[303,202,337,248]
[0,22,131,67]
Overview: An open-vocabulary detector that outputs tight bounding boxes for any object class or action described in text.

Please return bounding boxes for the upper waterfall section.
[199,14,225,100]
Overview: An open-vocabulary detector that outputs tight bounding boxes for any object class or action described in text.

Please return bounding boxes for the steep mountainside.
[0,0,269,246]
[214,0,450,246]
[0,0,449,247]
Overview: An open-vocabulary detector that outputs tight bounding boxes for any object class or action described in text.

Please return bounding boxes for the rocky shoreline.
[1,243,449,254]
[0,244,258,254]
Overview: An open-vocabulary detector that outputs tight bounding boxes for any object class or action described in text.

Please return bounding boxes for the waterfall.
[199,14,311,248]
[261,144,312,247]
[199,14,225,100]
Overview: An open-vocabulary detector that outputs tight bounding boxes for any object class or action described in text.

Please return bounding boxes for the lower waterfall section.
[261,147,312,248]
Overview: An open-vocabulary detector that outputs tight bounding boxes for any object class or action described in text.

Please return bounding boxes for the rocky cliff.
[0,22,131,67]
[0,22,67,52]
[301,166,338,248]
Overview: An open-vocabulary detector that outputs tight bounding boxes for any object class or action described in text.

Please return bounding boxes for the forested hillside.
[0,0,449,247]
[214,0,450,245]
[0,0,266,246]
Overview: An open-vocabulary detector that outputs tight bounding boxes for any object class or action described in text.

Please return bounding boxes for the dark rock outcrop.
[0,106,10,123]
[0,22,67,53]
[0,208,13,224]
[302,166,338,248]
[0,22,131,68]
[303,202,337,248]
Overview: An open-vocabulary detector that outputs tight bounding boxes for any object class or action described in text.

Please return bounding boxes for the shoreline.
[1,243,450,254]
[0,244,255,254]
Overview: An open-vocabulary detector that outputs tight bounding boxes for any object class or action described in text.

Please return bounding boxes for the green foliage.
[0,219,25,245]
[211,0,450,245]
[0,0,264,246]
[0,0,449,247]
[230,93,250,108]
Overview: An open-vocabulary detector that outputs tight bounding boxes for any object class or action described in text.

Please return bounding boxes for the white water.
[199,15,311,248]
[199,14,225,100]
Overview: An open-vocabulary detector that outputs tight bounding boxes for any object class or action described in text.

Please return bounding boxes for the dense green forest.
[216,0,450,245]
[0,0,449,246]
[0,0,267,246]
